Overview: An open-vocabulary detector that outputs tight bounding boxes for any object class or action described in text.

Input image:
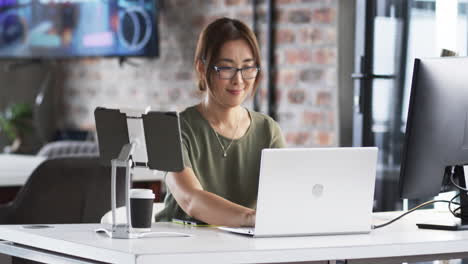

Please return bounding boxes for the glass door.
[354,0,468,211]
[353,0,408,211]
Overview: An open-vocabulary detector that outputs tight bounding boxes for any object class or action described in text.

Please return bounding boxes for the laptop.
[219,147,378,237]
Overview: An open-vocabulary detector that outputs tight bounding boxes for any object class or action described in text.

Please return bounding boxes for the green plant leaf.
[0,103,33,141]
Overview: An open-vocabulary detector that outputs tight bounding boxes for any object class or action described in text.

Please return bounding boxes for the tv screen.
[0,0,158,58]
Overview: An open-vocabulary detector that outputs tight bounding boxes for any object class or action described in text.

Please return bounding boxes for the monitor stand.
[417,166,468,231]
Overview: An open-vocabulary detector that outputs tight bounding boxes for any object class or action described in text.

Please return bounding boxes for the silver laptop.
[219,147,378,237]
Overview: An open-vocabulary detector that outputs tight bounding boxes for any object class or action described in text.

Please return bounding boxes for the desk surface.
[0,210,468,264]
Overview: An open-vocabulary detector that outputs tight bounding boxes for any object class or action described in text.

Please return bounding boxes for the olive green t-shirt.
[155,105,286,222]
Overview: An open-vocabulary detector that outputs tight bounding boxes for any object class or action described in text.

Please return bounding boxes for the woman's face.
[206,39,257,108]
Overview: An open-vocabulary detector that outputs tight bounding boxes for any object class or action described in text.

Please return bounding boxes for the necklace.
[213,121,239,157]
[205,106,241,158]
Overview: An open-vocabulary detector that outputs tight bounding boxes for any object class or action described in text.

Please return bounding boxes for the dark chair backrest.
[36,140,99,159]
[6,157,125,224]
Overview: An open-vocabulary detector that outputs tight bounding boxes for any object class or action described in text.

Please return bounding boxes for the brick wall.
[62,0,338,147]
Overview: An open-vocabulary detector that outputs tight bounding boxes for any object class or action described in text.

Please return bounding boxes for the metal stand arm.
[108,143,139,239]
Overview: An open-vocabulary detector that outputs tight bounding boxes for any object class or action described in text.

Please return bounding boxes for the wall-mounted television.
[0,0,158,59]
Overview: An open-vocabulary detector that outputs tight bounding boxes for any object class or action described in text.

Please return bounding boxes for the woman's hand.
[243,209,256,227]
[166,167,257,227]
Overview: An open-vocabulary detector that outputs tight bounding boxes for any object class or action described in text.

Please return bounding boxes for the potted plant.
[0,103,33,153]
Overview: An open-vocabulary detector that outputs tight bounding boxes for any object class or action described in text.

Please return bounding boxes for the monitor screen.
[399,57,468,230]
[399,57,468,199]
[0,0,158,58]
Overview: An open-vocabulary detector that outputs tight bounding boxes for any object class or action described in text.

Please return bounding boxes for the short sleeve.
[181,131,193,168]
[269,120,287,148]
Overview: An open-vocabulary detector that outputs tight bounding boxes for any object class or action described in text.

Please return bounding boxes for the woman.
[155,18,286,227]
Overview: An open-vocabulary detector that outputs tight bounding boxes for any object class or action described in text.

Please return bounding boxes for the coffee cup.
[130,188,155,232]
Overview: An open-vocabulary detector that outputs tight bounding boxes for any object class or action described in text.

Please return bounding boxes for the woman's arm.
[166,167,256,227]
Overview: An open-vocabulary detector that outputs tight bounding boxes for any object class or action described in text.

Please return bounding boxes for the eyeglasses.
[213,65,260,80]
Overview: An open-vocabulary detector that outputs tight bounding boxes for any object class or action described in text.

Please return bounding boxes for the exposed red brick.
[316,90,332,106]
[192,15,206,27]
[255,8,267,23]
[256,30,267,45]
[303,111,325,126]
[300,68,324,82]
[276,28,295,44]
[257,87,268,104]
[61,0,338,147]
[277,0,299,5]
[274,51,282,64]
[176,71,192,81]
[324,28,337,43]
[275,89,283,104]
[289,9,312,23]
[312,7,336,24]
[275,69,298,86]
[327,111,335,127]
[205,14,229,26]
[299,27,326,44]
[286,131,311,145]
[275,8,288,23]
[80,58,99,65]
[254,8,288,25]
[235,10,253,22]
[287,89,306,104]
[285,48,312,64]
[225,0,243,6]
[277,111,295,122]
[312,48,336,65]
[315,131,334,146]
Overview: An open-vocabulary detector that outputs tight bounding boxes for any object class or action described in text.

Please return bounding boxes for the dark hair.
[194,17,262,95]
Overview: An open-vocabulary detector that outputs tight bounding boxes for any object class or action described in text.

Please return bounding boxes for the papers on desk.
[0,154,46,186]
[94,227,191,239]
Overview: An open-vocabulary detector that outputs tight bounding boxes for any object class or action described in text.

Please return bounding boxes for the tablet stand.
[109,142,137,239]
[94,107,187,239]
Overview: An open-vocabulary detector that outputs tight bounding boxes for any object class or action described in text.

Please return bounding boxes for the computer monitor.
[399,57,468,230]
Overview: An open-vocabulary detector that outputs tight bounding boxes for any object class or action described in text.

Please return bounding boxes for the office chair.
[36,140,99,159]
[0,157,126,264]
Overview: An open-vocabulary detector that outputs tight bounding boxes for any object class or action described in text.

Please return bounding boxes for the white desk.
[0,210,468,264]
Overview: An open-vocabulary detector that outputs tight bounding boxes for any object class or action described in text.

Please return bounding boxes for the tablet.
[94,107,129,166]
[142,111,184,172]
[94,107,184,173]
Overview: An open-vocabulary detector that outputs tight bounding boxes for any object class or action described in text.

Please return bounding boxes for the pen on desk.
[172,218,185,225]
[172,218,213,227]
